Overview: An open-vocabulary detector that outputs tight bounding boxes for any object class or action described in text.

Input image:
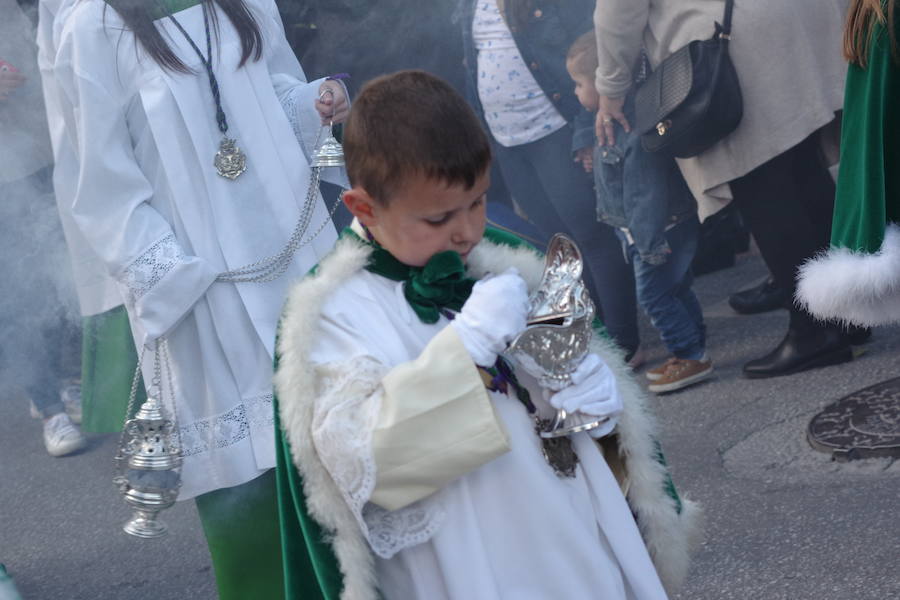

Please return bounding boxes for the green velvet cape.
[831,17,900,251]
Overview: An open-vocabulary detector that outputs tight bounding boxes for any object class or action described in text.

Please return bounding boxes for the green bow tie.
[344,228,475,324]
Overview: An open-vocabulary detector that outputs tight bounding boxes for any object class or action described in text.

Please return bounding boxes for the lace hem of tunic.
[121,234,185,302]
[313,357,446,560]
[178,393,274,457]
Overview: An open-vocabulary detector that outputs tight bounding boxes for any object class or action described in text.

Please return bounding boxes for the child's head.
[342,70,491,267]
[566,31,600,112]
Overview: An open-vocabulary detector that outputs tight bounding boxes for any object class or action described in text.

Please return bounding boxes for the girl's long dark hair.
[105,0,263,73]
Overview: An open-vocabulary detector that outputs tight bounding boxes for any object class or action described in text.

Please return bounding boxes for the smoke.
[0,0,81,413]
[278,0,467,97]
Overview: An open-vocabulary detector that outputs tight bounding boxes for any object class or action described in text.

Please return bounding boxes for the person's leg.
[0,175,67,419]
[668,218,707,350]
[491,138,574,246]
[500,128,640,356]
[731,133,834,306]
[195,470,286,600]
[630,219,705,361]
[730,133,851,377]
[0,173,86,454]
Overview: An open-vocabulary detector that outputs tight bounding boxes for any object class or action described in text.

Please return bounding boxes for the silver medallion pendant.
[535,417,579,478]
[214,137,247,180]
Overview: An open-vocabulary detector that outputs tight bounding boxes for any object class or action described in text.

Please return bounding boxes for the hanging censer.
[215,96,345,284]
[113,340,182,538]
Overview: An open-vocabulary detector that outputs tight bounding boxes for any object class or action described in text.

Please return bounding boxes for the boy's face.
[344,172,490,267]
[569,66,600,112]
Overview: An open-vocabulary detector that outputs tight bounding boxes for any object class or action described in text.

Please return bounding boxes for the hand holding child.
[574,146,594,173]
[451,268,530,367]
[595,94,630,147]
[316,80,350,125]
[547,353,622,438]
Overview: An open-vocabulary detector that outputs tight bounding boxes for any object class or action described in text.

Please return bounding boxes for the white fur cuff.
[796,224,900,326]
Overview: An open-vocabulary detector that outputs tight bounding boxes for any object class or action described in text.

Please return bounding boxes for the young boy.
[273,70,700,600]
[567,32,713,394]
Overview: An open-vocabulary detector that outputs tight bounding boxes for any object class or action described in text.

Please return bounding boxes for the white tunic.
[307,267,668,600]
[38,0,122,316]
[54,0,339,498]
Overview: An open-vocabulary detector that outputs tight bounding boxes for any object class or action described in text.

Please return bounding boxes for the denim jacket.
[593,92,697,265]
[455,0,596,153]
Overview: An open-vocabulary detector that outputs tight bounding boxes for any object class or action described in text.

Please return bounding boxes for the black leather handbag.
[633,0,742,158]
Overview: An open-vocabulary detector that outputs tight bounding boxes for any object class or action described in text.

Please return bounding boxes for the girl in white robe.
[52,0,346,595]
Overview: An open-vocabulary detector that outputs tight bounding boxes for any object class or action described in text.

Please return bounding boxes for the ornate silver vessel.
[114,342,182,538]
[507,234,606,439]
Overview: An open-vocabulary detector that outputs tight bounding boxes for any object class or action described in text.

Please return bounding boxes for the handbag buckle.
[656,120,672,136]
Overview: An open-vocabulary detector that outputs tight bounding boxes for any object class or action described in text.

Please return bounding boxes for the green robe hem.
[81,306,144,433]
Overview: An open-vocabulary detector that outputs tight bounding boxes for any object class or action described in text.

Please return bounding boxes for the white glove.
[451,268,530,366]
[547,353,623,438]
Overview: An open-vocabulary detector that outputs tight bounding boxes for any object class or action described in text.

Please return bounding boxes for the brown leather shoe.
[646,357,678,381]
[648,358,714,393]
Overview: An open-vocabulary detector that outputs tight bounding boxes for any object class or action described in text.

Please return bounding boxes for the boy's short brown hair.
[567,31,599,79]
[342,70,491,204]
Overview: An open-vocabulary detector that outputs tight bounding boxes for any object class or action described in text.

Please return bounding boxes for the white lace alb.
[121,234,186,302]
[312,357,446,559]
[178,393,274,457]
[279,90,306,154]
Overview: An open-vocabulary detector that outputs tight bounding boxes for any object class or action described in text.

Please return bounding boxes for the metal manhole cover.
[808,377,900,461]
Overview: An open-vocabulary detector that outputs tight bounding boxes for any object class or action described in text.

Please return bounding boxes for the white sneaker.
[43,413,87,457]
[61,382,83,424]
[28,382,83,424]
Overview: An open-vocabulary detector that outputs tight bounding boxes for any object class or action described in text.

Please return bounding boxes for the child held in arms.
[567,32,712,394]
[273,70,700,600]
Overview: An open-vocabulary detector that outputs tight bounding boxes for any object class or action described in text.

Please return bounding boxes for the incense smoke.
[0,0,81,412]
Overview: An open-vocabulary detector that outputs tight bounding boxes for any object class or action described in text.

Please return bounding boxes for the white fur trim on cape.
[275,234,702,600]
[796,224,900,327]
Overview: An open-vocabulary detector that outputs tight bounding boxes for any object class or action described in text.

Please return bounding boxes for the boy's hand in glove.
[451,268,530,367]
[547,353,622,438]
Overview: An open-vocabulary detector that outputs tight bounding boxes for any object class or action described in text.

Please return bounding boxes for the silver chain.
[217,127,341,284]
[159,339,182,456]
[114,345,147,470]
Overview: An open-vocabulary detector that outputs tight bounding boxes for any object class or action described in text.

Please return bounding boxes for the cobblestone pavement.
[1,251,897,600]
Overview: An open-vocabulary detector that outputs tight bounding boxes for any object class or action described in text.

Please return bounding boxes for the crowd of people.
[1,0,898,599]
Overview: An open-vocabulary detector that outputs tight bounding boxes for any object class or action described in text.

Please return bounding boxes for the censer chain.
[114,344,147,474]
[217,125,340,284]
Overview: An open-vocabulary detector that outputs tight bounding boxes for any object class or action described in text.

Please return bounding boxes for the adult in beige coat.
[593,0,857,379]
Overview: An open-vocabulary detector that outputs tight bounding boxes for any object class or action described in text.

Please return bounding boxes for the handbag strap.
[721,0,735,37]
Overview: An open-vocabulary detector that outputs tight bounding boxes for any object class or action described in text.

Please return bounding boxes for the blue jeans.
[0,169,80,417]
[620,217,706,360]
[491,126,640,355]
[594,94,696,265]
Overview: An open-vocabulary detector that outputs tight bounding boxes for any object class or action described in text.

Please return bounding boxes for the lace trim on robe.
[121,234,185,302]
[279,91,306,152]
[178,393,274,457]
[312,357,446,559]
